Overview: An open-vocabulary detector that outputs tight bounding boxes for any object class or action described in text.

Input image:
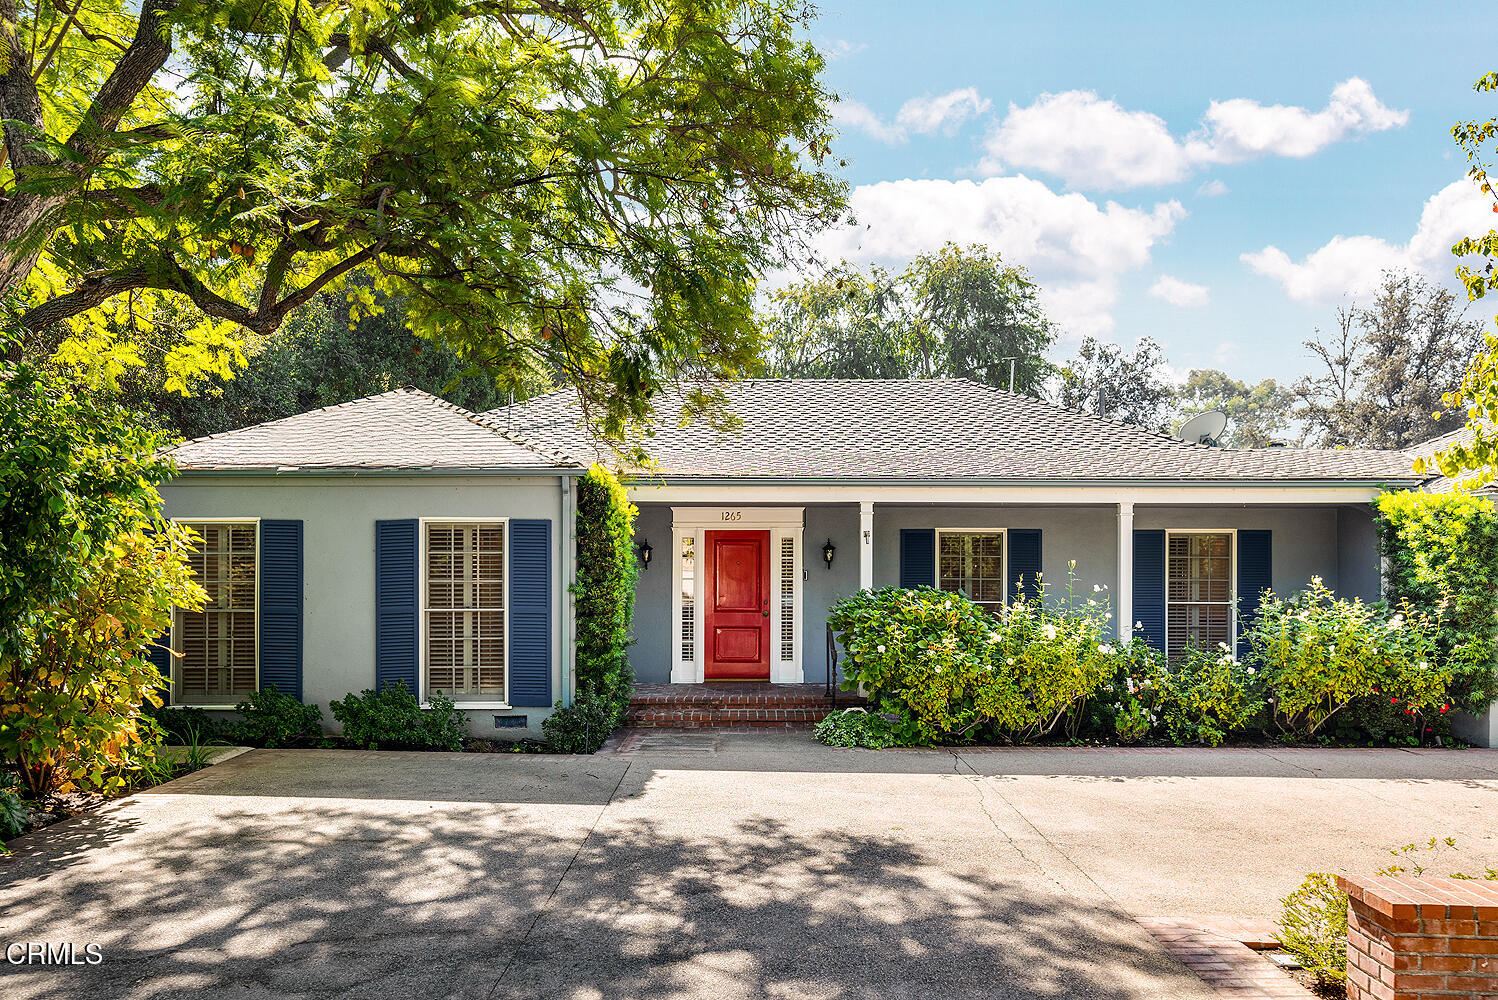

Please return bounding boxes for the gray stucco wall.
[630,501,1385,686]
[160,475,566,738]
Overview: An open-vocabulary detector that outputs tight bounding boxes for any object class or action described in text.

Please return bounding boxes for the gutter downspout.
[560,475,577,708]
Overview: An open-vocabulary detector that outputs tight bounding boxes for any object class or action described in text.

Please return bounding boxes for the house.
[159,379,1491,742]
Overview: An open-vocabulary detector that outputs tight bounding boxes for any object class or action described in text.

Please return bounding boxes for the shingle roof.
[1405,425,1492,494]
[167,388,577,471]
[487,379,1423,482]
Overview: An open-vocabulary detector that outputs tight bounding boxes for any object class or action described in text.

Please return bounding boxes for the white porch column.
[859,501,875,590]
[1116,502,1134,643]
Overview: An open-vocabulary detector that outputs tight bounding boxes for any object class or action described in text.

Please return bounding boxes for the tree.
[1429,71,1498,488]
[1173,370,1294,448]
[1,1,846,438]
[760,244,1056,395]
[0,360,204,797]
[117,280,533,439]
[1296,271,1483,449]
[1057,336,1174,432]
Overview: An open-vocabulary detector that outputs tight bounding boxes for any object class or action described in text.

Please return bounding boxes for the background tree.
[1173,369,1294,448]
[1057,336,1174,431]
[761,244,1056,395]
[1296,271,1483,448]
[1430,71,1498,487]
[110,279,535,439]
[1,0,845,439]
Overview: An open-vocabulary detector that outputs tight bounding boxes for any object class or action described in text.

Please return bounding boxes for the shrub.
[1277,873,1348,989]
[228,687,323,748]
[147,705,226,745]
[330,683,466,751]
[1248,578,1455,738]
[541,682,626,754]
[0,364,207,798]
[546,465,640,754]
[830,583,1120,745]
[1,788,28,841]
[1376,491,1498,710]
[1156,642,1265,746]
[813,708,898,749]
[1095,640,1167,744]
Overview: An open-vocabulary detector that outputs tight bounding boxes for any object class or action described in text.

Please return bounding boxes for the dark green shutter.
[899,529,935,589]
[375,519,419,692]
[1007,529,1042,602]
[508,519,552,707]
[259,520,304,700]
[1133,530,1166,655]
[1236,530,1272,659]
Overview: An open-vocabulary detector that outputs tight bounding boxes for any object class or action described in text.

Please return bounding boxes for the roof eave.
[172,465,584,478]
[621,474,1424,489]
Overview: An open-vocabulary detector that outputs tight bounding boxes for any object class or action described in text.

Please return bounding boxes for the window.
[937,530,1005,614]
[424,522,506,701]
[779,536,795,661]
[1166,532,1233,660]
[175,521,258,706]
[680,535,696,663]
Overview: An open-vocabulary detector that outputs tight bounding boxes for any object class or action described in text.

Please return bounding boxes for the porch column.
[1116,502,1134,643]
[859,501,874,590]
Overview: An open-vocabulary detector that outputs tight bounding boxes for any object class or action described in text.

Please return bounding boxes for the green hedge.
[1375,491,1498,712]
[543,464,639,753]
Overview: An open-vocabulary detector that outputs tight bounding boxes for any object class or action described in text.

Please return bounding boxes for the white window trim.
[934,528,1008,609]
[169,517,261,710]
[1164,528,1238,654]
[670,507,804,684]
[418,517,511,710]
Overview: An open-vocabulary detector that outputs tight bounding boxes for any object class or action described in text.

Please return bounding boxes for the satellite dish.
[1179,410,1229,446]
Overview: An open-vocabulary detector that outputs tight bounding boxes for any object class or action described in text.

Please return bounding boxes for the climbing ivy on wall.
[1374,490,1498,712]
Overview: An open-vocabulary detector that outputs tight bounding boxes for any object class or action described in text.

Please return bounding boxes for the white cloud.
[895,88,992,136]
[810,176,1185,337]
[1149,275,1210,307]
[1241,179,1491,304]
[1197,78,1409,164]
[836,88,991,144]
[979,78,1407,191]
[821,39,866,61]
[1197,179,1229,197]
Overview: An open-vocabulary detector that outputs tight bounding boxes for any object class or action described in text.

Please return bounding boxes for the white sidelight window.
[937,530,1006,614]
[679,535,696,663]
[175,521,258,706]
[1166,531,1234,659]
[424,521,507,701]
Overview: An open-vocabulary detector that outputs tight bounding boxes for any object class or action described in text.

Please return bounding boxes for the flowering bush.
[1247,577,1455,738]
[829,582,1121,745]
[1095,640,1166,744]
[1156,642,1264,746]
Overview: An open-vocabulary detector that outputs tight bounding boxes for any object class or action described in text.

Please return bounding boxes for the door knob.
[762,611,770,617]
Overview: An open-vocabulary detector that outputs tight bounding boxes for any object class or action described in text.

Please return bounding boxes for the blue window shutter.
[1236,530,1272,659]
[1007,529,1042,602]
[899,529,935,589]
[259,520,304,700]
[1133,530,1166,655]
[146,628,173,706]
[375,519,419,692]
[508,519,552,707]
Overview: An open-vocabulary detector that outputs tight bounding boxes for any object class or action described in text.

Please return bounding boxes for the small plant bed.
[820,574,1488,751]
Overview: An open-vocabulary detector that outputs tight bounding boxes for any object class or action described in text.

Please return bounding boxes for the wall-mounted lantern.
[637,538,653,570]
[821,538,836,570]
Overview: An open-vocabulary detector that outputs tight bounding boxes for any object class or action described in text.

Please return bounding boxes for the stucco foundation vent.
[493,715,528,729]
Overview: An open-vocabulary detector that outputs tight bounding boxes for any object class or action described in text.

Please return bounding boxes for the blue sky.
[807,0,1496,384]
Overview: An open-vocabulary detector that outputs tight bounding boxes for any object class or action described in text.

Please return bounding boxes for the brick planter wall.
[1337,875,1498,999]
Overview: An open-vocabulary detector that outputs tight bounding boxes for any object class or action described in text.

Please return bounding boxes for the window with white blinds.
[425,522,507,701]
[175,521,258,705]
[937,531,1005,614]
[1166,532,1233,660]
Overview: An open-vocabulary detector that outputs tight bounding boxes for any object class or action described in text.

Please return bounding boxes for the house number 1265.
[720,510,743,521]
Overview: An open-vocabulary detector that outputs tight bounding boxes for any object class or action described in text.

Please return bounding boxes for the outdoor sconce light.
[822,538,836,569]
[637,539,653,570]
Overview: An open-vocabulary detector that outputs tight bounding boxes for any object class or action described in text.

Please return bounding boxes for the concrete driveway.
[4,736,1498,1000]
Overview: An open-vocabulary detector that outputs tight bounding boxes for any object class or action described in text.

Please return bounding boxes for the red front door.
[704,530,771,680]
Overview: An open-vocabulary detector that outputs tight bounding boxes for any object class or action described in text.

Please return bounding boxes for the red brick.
[1420,953,1473,972]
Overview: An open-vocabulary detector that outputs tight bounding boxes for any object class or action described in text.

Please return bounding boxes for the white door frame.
[670,506,804,684]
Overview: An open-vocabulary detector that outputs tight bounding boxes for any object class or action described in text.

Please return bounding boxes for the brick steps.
[625,683,859,730]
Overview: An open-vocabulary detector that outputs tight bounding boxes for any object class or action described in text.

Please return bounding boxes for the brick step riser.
[625,709,833,729]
